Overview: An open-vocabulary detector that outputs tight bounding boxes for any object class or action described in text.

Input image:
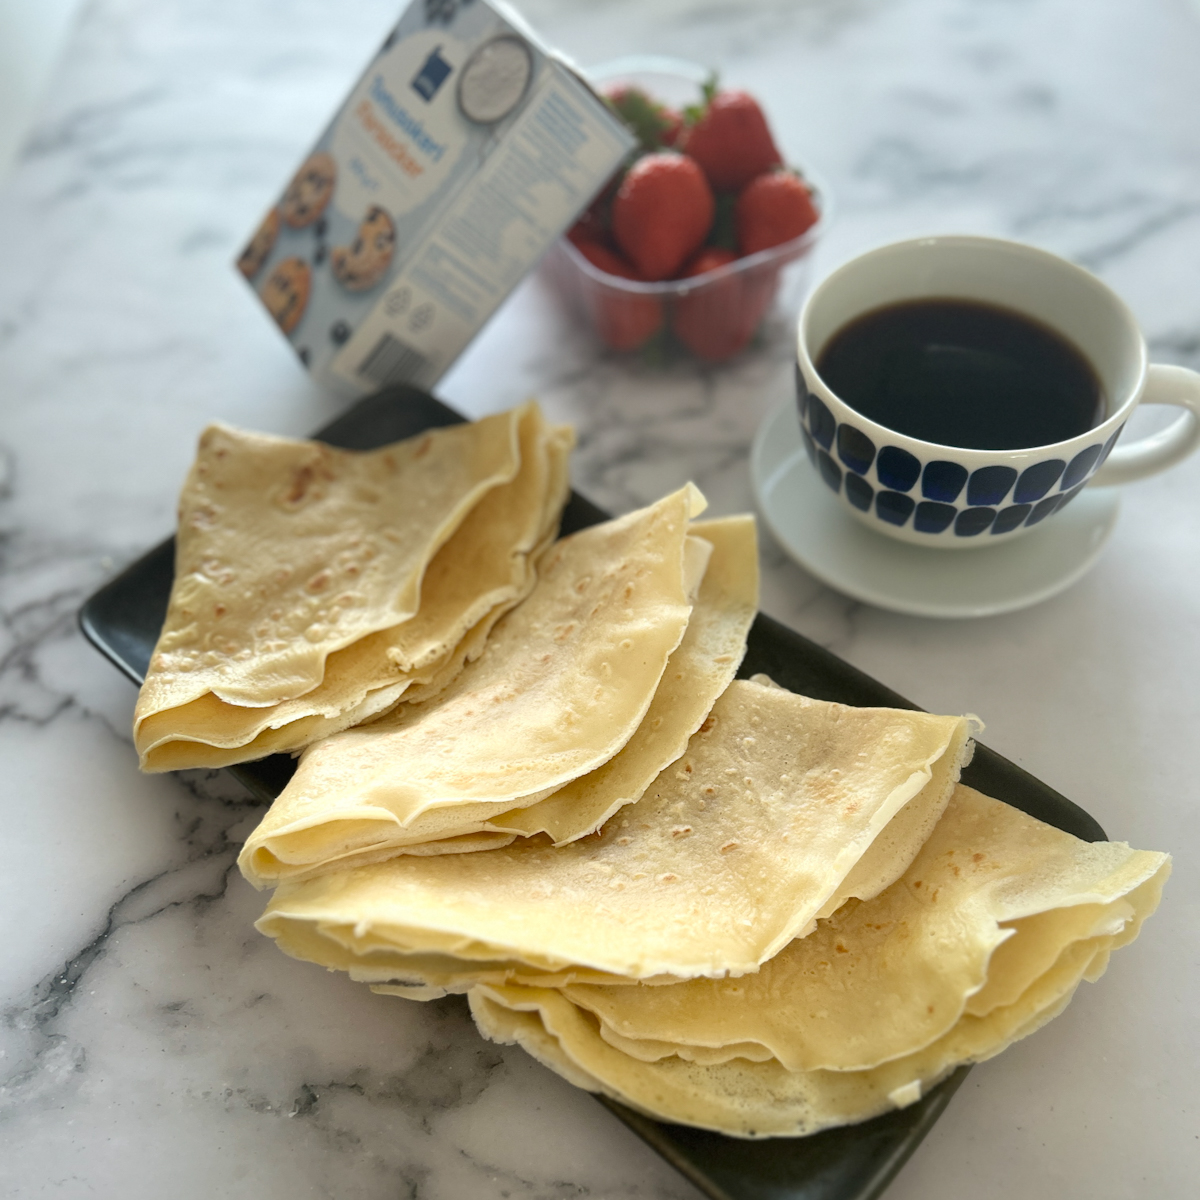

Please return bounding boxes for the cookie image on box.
[237,208,281,279]
[260,257,312,333]
[279,152,337,228]
[331,206,397,292]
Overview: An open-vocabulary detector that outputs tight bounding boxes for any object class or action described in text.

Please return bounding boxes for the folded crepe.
[238,484,713,884]
[488,515,760,846]
[469,785,1168,1137]
[137,405,573,770]
[254,679,974,987]
[554,784,1168,1070]
[468,942,1097,1139]
[135,405,543,770]
[240,512,760,884]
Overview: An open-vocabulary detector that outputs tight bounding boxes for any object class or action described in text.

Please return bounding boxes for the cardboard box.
[237,0,634,396]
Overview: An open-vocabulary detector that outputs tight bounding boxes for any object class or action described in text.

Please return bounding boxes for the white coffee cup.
[794,235,1200,548]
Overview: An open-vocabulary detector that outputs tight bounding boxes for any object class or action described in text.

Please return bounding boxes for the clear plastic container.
[541,57,831,363]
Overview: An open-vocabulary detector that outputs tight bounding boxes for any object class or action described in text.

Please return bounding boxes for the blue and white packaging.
[237,0,634,395]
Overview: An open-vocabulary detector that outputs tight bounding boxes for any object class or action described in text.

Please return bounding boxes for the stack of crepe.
[255,676,1167,1137]
[135,402,573,771]
[238,483,762,878]
[136,408,1168,1140]
[256,677,978,991]
[468,781,1167,1136]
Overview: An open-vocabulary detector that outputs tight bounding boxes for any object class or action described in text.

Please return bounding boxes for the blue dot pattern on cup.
[876,491,915,525]
[966,465,1016,507]
[836,425,876,474]
[876,445,921,492]
[845,473,873,511]
[1013,459,1065,503]
[794,379,1122,538]
[817,449,842,492]
[921,461,968,502]
[808,394,837,451]
[914,501,956,533]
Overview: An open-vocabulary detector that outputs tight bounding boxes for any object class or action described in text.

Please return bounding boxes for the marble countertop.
[2,0,1199,1196]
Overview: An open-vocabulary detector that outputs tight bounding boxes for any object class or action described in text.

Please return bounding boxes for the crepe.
[737,674,977,922]
[467,935,1103,1138]
[240,513,760,884]
[238,484,709,884]
[135,407,528,767]
[363,678,970,1001]
[388,412,577,712]
[469,788,1168,1137]
[137,407,573,770]
[555,785,1169,1072]
[255,679,973,985]
[491,515,760,846]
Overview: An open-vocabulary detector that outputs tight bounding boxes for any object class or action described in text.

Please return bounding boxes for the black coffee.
[815,298,1104,450]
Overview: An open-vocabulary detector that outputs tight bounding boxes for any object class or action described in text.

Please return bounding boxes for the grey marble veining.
[2,0,1199,1197]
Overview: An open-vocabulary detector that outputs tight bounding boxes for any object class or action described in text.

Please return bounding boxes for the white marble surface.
[1,0,1199,1196]
[0,0,85,181]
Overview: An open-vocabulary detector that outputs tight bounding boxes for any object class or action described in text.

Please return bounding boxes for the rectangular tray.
[80,385,1106,1200]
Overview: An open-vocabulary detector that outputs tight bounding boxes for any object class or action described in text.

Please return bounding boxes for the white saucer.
[750,398,1120,618]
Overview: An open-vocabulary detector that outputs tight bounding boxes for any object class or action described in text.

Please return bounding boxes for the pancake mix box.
[236,0,634,396]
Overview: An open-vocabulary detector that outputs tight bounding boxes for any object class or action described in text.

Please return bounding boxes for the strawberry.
[735,170,819,255]
[604,85,683,155]
[574,241,663,352]
[676,246,740,287]
[611,153,715,281]
[680,88,783,192]
[671,247,777,363]
[567,207,608,248]
[679,246,740,278]
[568,162,626,248]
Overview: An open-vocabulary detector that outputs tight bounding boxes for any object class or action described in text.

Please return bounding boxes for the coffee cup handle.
[1090,364,1200,486]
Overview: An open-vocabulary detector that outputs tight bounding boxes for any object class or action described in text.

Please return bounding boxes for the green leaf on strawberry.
[682,72,720,126]
[708,192,739,253]
[604,86,684,155]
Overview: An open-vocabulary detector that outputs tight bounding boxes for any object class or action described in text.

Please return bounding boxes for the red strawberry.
[568,164,625,247]
[660,110,683,147]
[567,208,608,248]
[611,153,715,281]
[671,247,777,362]
[680,89,783,192]
[574,241,663,352]
[735,171,819,255]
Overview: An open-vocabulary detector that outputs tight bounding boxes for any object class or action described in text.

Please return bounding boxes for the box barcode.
[356,332,431,387]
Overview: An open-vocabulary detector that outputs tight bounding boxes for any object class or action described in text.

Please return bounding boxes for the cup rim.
[796,234,1148,460]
